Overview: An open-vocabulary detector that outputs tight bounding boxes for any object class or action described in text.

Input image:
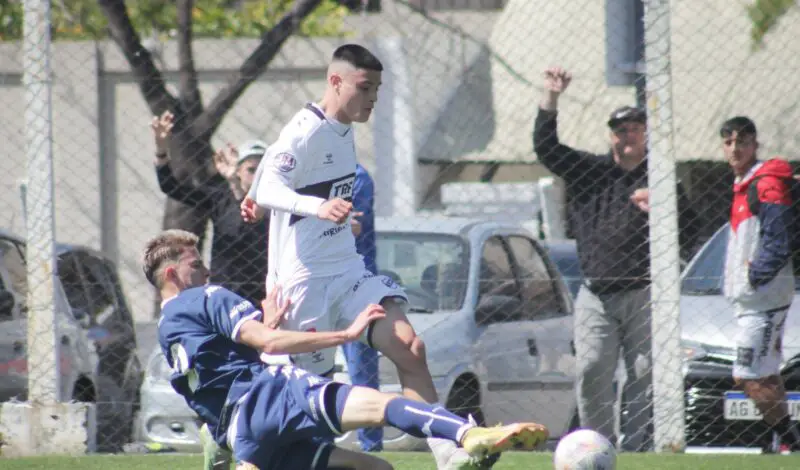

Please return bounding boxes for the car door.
[471,235,542,426]
[506,234,576,436]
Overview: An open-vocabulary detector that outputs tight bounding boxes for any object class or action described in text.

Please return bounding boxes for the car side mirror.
[73,308,91,329]
[0,290,15,319]
[475,294,522,326]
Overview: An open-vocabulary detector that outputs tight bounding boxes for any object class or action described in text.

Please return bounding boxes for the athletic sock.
[383,397,474,443]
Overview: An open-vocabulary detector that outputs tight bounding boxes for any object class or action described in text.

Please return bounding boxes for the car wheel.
[446,376,485,426]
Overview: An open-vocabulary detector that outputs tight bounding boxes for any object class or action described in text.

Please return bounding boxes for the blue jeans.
[341,341,383,451]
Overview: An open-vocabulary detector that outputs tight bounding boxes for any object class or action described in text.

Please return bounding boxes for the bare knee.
[374,298,428,370]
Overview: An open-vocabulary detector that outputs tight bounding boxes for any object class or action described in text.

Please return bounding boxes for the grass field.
[3,452,800,470]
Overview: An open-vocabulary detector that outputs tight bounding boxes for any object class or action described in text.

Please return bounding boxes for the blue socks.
[383,397,473,443]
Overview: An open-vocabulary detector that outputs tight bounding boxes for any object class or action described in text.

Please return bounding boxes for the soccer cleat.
[200,422,233,470]
[460,423,549,461]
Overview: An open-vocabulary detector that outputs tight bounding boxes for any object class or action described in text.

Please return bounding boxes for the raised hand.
[214,143,239,180]
[543,67,572,95]
[151,111,174,157]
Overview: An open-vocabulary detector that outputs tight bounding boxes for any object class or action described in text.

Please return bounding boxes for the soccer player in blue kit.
[144,229,548,470]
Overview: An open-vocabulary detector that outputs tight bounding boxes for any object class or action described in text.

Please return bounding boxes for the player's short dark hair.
[720,116,757,138]
[142,229,199,288]
[332,44,383,72]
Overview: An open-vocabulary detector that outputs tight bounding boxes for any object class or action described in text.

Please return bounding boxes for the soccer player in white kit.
[239,44,541,469]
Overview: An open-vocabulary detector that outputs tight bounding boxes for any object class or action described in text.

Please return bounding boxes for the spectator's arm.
[155,162,213,210]
[749,176,793,288]
[533,108,602,182]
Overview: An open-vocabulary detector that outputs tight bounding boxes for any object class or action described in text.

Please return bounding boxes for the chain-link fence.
[2,0,800,458]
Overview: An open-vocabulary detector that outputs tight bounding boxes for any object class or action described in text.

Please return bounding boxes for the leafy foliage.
[0,0,349,41]
[746,0,796,49]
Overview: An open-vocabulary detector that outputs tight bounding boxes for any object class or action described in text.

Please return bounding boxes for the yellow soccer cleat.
[460,422,549,460]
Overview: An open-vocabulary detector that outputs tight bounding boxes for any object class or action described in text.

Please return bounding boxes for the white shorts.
[733,306,789,380]
[278,269,407,375]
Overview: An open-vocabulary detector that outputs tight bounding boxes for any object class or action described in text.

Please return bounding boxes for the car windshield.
[681,223,800,295]
[376,232,470,312]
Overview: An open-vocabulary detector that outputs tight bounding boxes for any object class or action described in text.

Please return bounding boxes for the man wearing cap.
[151,110,270,308]
[532,67,701,451]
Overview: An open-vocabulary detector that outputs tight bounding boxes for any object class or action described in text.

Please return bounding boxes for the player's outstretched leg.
[337,385,549,466]
[367,297,485,468]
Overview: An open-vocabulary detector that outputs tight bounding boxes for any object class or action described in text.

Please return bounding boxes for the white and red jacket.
[723,158,795,311]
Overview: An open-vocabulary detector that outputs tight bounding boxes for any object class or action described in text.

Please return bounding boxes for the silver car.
[137,216,580,451]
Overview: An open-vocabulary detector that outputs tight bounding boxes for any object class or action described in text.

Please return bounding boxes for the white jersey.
[249,103,364,289]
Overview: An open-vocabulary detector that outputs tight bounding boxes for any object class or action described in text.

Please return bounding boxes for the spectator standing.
[718,116,800,453]
[150,111,270,307]
[532,67,701,451]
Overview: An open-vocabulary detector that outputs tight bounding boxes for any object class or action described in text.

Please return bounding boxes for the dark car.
[0,229,143,452]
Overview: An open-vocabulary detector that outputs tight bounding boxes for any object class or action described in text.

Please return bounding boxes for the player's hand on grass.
[261,286,290,330]
[151,111,174,161]
[345,304,386,341]
[318,198,352,224]
[240,197,265,223]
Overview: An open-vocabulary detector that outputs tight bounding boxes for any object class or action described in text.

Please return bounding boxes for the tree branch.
[176,0,204,119]
[98,0,177,115]
[195,0,324,138]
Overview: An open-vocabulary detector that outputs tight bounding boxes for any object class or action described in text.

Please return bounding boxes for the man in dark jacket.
[150,111,269,308]
[532,66,701,451]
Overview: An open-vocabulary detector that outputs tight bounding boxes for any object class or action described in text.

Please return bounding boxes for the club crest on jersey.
[275,152,296,172]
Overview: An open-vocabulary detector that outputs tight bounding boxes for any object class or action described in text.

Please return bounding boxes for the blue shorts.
[229,364,352,470]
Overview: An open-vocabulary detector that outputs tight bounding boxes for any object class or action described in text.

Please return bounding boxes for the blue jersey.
[353,164,377,274]
[157,285,265,444]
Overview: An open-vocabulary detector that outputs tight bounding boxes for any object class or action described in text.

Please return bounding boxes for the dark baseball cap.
[607,106,646,128]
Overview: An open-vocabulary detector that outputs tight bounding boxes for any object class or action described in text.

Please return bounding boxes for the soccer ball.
[553,429,617,470]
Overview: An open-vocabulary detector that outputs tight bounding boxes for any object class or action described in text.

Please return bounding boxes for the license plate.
[724,391,800,421]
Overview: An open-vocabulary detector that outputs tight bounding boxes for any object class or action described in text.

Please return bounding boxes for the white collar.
[735,160,763,185]
[307,102,351,136]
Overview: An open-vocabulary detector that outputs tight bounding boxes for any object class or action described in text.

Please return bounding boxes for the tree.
[3,1,348,245]
[747,0,796,48]
[95,0,349,248]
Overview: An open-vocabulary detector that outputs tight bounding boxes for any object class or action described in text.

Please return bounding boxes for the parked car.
[680,222,800,449]
[138,215,581,452]
[0,229,143,452]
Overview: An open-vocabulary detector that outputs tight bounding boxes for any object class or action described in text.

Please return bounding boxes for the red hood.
[735,158,793,192]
